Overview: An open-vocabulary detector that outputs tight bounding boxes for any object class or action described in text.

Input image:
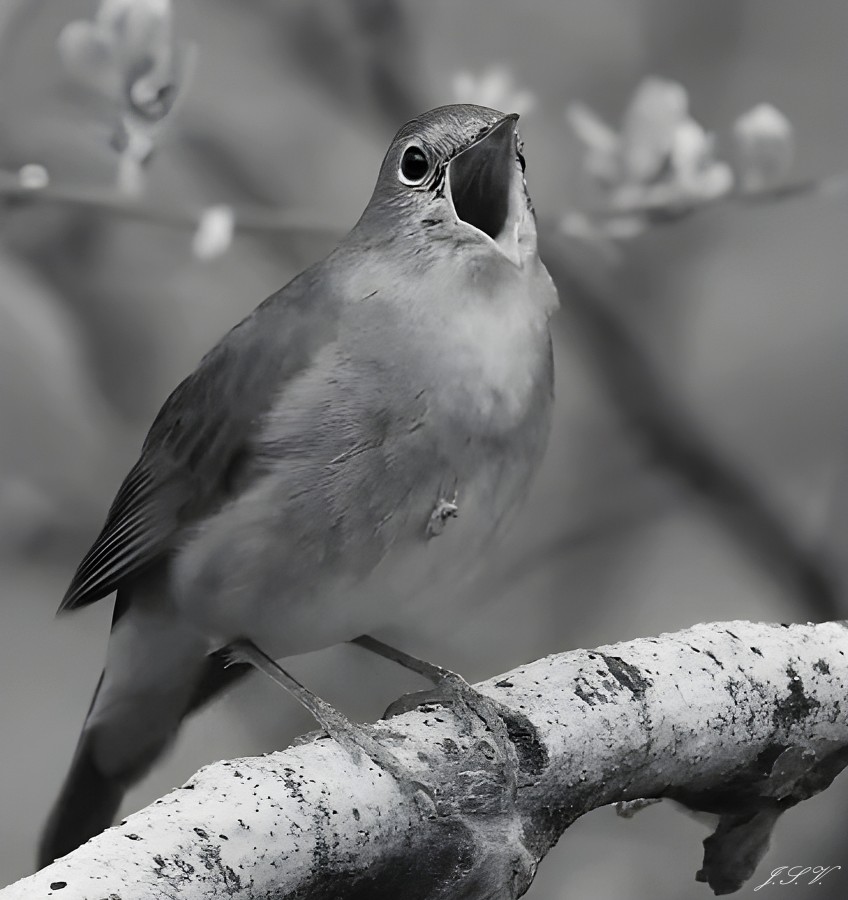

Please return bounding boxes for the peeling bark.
[5,620,848,899]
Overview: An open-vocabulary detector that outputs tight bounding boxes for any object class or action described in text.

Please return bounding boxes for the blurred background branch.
[3,164,848,254]
[0,171,341,240]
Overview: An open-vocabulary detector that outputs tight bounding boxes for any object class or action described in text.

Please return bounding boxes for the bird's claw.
[381,681,520,799]
[427,497,459,537]
[221,639,253,668]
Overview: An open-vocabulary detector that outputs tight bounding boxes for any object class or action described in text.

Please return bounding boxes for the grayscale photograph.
[1,2,847,898]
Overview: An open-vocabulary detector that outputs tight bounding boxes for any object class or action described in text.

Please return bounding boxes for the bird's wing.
[60,272,340,611]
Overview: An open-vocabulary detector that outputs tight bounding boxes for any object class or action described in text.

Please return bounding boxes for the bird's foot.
[351,636,520,799]
[223,640,435,812]
[427,496,458,537]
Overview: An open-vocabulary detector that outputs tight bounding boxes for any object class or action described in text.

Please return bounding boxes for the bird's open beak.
[447,113,523,266]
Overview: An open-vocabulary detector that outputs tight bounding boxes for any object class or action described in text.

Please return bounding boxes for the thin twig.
[588,172,848,227]
[0,173,341,237]
[4,166,848,241]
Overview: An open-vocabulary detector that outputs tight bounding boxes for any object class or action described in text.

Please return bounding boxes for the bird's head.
[359,104,539,269]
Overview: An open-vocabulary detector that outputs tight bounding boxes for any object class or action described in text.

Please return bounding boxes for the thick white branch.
[5,620,848,898]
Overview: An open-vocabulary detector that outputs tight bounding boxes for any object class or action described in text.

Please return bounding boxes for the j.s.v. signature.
[754,866,841,890]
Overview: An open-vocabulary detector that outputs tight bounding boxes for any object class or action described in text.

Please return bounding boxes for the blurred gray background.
[2,0,848,896]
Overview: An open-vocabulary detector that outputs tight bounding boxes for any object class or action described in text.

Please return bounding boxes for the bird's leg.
[223,639,434,807]
[350,635,520,797]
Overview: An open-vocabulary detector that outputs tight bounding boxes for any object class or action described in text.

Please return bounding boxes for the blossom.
[192,205,236,260]
[57,0,196,192]
[567,77,733,223]
[452,66,537,116]
[58,0,185,120]
[18,164,49,190]
[733,104,794,193]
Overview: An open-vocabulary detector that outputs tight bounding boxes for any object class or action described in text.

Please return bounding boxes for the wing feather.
[59,462,184,609]
[59,270,339,611]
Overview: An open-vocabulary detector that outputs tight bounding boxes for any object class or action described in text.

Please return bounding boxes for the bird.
[38,103,558,869]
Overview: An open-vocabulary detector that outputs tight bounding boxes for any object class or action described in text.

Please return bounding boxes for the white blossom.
[452,66,536,115]
[17,164,49,190]
[58,0,194,132]
[620,77,689,183]
[192,205,235,260]
[566,102,620,185]
[733,103,794,193]
[670,120,734,201]
[568,76,734,229]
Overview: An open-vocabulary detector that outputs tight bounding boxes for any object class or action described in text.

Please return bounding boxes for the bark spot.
[600,654,651,699]
[772,665,820,730]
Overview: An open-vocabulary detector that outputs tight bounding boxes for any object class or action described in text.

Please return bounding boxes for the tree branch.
[5,620,848,898]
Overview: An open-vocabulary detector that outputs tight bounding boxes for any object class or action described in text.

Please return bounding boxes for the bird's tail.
[38,583,249,869]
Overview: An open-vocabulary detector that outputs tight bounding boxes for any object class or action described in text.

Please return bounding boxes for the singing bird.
[39,104,558,867]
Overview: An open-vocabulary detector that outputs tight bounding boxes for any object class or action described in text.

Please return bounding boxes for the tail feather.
[38,592,251,869]
[38,723,137,869]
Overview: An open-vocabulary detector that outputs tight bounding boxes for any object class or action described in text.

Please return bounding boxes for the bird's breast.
[422,283,552,435]
[174,260,555,657]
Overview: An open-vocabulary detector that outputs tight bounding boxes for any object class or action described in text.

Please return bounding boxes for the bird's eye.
[398,145,430,185]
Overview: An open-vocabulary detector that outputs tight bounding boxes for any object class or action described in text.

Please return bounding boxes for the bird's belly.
[175,332,553,660]
[360,480,503,618]
[241,457,529,659]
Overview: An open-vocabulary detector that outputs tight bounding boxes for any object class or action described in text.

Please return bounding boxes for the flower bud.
[193,206,235,260]
[733,104,794,193]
